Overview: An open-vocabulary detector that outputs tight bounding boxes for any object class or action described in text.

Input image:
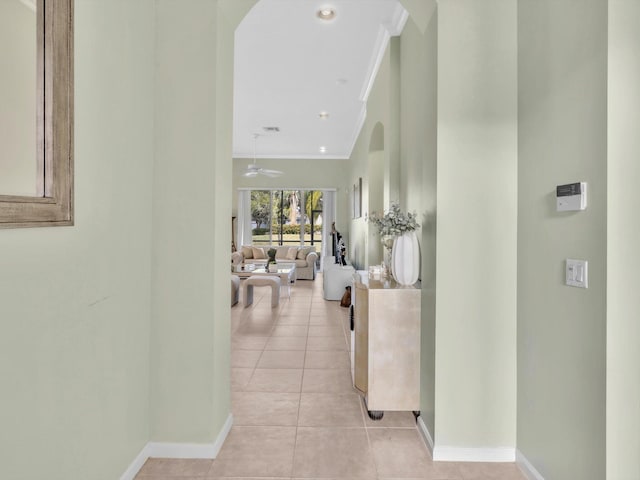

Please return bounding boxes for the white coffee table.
[236,264,296,297]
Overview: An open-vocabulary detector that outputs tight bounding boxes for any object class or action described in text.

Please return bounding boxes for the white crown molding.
[359,25,390,102]
[516,450,546,480]
[416,416,435,456]
[345,104,368,160]
[433,446,516,463]
[386,2,409,36]
[120,414,233,480]
[359,3,408,102]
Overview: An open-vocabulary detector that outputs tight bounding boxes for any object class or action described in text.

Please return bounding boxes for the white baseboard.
[415,415,515,463]
[433,446,516,462]
[416,416,434,456]
[145,441,217,459]
[516,449,545,480]
[120,413,233,480]
[120,443,152,480]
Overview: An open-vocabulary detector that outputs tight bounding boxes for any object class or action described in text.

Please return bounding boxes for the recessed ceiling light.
[317,7,336,21]
[319,146,327,153]
[319,111,329,119]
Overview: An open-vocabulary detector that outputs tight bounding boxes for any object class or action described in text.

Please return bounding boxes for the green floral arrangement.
[267,248,277,265]
[369,202,420,236]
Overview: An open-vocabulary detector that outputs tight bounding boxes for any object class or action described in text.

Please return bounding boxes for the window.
[0,0,74,229]
[250,189,323,253]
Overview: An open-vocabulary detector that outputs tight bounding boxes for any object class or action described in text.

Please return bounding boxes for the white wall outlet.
[566,259,588,288]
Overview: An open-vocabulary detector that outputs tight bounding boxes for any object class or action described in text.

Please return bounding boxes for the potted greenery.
[369,203,420,285]
[369,202,420,236]
[267,248,277,273]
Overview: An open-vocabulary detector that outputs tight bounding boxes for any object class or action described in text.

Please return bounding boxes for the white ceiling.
[233,0,408,160]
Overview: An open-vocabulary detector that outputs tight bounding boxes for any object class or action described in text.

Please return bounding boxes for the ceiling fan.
[243,134,283,178]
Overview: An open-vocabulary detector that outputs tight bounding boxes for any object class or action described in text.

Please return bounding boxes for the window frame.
[0,0,74,229]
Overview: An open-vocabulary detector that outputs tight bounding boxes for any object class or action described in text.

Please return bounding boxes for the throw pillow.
[241,245,253,259]
[276,246,289,259]
[252,247,266,259]
[297,246,314,260]
[286,247,298,260]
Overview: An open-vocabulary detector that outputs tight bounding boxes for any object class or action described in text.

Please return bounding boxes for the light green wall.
[347,46,392,270]
[346,1,441,441]
[4,2,636,478]
[350,1,517,452]
[151,0,255,443]
[214,0,257,439]
[0,1,155,478]
[400,0,434,34]
[0,1,254,476]
[517,1,607,478]
[150,0,220,442]
[388,37,401,208]
[607,0,640,478]
[399,0,438,438]
[349,116,370,269]
[367,148,385,266]
[435,0,517,448]
[0,0,37,196]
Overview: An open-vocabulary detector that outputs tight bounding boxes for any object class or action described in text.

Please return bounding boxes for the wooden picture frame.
[0,0,74,228]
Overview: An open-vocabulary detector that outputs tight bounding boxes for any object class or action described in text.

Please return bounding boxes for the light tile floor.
[136,274,526,480]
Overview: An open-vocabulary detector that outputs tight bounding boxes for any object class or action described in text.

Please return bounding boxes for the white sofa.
[232,245,318,280]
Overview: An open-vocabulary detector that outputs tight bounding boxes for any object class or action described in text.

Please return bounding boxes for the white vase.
[391,231,419,286]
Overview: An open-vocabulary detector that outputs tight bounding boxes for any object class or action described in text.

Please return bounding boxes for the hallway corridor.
[136,275,525,479]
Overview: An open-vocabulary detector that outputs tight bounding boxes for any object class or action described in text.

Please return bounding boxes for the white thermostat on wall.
[556,182,587,211]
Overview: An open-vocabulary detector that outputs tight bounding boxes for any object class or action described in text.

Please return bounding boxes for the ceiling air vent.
[262,127,280,132]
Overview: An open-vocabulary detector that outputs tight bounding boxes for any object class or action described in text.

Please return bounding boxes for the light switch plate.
[566,259,588,288]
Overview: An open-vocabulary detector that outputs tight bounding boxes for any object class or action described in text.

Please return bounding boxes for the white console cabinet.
[322,258,355,300]
[352,274,421,419]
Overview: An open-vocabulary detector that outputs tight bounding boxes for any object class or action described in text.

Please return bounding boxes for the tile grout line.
[288,290,313,479]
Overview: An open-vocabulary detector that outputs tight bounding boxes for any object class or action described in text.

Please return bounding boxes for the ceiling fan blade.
[240,135,284,178]
[261,169,283,176]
